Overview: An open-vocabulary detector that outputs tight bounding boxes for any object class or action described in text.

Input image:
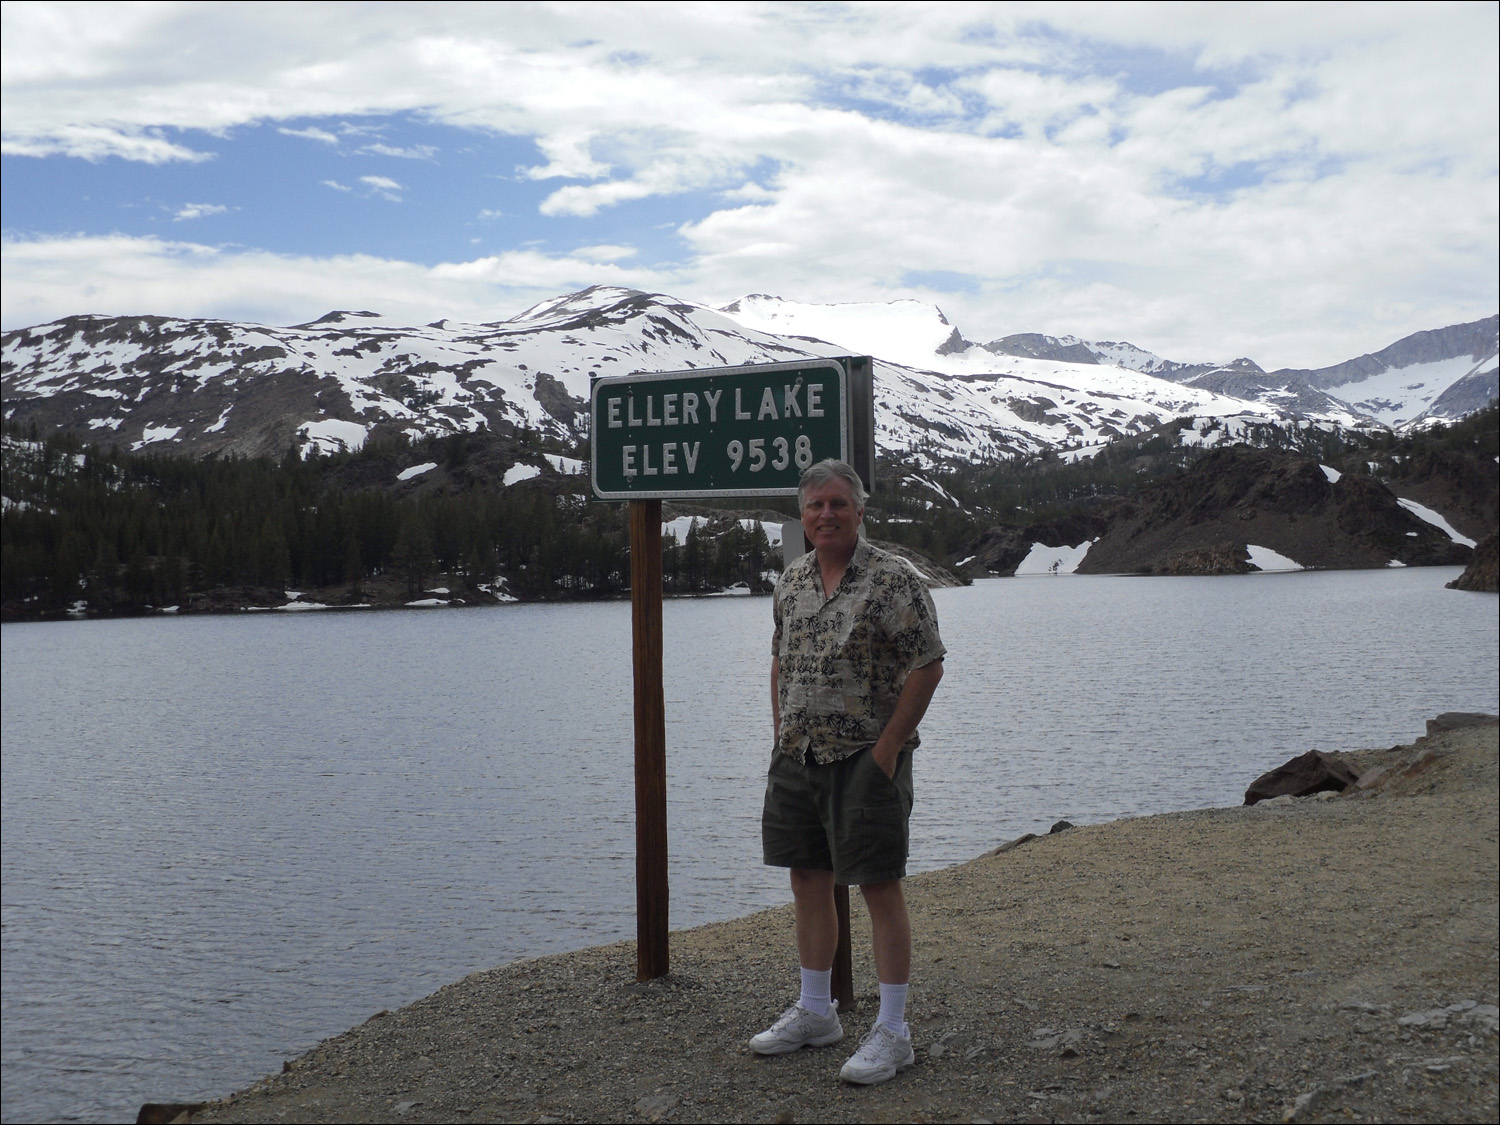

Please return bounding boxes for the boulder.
[1243,749,1361,805]
[136,1104,204,1125]
[1154,541,1252,575]
[1446,531,1498,592]
[1426,711,1499,735]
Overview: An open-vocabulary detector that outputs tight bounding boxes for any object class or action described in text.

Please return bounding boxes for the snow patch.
[477,576,518,603]
[1246,545,1303,572]
[1320,464,1342,483]
[1396,498,1476,547]
[544,454,585,474]
[132,424,181,450]
[739,518,782,547]
[299,418,368,456]
[398,461,438,481]
[1059,443,1108,463]
[703,582,753,597]
[405,598,449,607]
[1015,540,1094,575]
[905,474,960,506]
[1324,354,1487,427]
[503,463,542,486]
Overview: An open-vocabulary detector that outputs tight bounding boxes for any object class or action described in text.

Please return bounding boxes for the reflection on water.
[2,567,1495,1123]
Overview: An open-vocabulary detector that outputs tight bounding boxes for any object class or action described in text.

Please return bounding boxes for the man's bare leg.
[748,868,844,1054]
[839,877,915,1083]
[860,879,911,1030]
[791,867,838,970]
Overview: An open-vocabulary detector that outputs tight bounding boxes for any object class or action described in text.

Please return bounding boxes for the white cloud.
[1,124,211,163]
[279,125,339,145]
[321,179,352,192]
[521,131,611,181]
[0,3,1494,367]
[360,141,436,159]
[0,233,667,329]
[571,244,637,262]
[173,202,228,221]
[358,174,402,200]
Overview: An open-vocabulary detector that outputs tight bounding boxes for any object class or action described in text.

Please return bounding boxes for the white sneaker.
[839,1022,915,1084]
[748,1000,843,1055]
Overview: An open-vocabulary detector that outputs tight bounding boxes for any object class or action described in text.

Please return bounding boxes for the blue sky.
[2,117,712,266]
[2,2,1496,368]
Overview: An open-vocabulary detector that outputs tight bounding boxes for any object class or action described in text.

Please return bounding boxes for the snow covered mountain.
[716,294,968,369]
[2,287,1491,470]
[715,296,1498,429]
[1268,315,1499,427]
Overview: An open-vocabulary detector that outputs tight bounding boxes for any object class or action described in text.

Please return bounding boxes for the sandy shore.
[169,717,1498,1125]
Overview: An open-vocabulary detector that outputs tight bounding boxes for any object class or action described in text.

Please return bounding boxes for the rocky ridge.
[960,443,1486,577]
[1075,446,1473,575]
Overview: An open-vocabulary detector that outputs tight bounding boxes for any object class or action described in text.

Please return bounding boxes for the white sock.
[877,982,908,1033]
[799,967,832,1015]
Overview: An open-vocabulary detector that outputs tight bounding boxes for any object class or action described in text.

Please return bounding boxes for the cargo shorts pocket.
[853,748,913,821]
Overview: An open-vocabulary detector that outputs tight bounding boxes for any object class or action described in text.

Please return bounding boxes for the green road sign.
[591,359,863,500]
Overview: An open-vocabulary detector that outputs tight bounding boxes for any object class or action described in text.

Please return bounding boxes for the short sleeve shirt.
[773,540,946,764]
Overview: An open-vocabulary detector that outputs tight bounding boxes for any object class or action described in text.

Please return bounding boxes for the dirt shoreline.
[169,717,1498,1125]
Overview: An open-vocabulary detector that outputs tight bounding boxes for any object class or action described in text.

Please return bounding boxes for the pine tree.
[392,513,434,599]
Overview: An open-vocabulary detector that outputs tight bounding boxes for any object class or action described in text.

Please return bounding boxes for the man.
[751,458,945,1085]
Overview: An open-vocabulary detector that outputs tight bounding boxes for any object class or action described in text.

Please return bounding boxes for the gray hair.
[798,458,868,509]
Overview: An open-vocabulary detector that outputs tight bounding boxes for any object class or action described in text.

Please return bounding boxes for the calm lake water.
[3,567,1497,1124]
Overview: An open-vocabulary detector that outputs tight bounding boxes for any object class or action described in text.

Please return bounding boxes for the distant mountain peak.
[1213,358,1266,375]
[981,333,1100,366]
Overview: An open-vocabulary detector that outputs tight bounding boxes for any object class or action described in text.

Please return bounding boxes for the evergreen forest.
[3,404,1494,620]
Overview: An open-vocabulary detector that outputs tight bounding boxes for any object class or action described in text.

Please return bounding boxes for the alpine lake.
[2,566,1497,1123]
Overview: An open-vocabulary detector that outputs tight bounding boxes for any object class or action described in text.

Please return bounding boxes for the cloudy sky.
[2,2,1495,368]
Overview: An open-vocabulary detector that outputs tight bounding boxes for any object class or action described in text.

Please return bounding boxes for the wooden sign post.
[593,357,875,986]
[630,498,669,980]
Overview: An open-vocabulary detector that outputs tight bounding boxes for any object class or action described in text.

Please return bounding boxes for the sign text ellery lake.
[590,359,852,499]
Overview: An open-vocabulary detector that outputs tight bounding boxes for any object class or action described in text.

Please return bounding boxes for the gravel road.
[169,717,1498,1125]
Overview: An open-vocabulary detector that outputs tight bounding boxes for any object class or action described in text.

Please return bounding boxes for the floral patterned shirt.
[773,540,946,764]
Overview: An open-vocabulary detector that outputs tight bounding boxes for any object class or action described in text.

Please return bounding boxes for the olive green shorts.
[761,747,914,886]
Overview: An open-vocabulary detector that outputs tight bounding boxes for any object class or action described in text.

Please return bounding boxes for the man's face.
[801,477,863,558]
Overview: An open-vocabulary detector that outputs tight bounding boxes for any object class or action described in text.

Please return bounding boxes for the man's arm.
[771,655,780,740]
[870,658,943,778]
